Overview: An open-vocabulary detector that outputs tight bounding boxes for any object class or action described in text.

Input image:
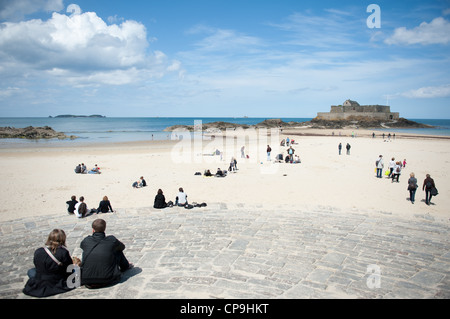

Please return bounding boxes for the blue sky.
[0,0,449,118]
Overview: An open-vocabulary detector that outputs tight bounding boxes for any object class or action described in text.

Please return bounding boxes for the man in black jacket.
[80,219,133,288]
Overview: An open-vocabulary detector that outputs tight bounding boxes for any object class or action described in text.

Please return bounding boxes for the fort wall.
[317,100,399,121]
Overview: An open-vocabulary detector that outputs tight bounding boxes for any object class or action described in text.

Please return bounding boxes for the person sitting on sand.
[153,189,168,209]
[175,187,188,206]
[204,169,213,177]
[23,229,77,298]
[89,164,101,174]
[74,196,91,218]
[215,168,226,177]
[139,176,147,187]
[66,195,78,215]
[74,164,81,174]
[80,219,133,289]
[97,196,114,214]
[81,163,87,174]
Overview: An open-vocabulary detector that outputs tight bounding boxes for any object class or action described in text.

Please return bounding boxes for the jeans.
[376,168,382,178]
[425,189,433,204]
[409,189,416,203]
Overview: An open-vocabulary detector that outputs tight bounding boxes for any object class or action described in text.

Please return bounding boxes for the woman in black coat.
[23,229,76,298]
[153,189,168,209]
[97,196,114,213]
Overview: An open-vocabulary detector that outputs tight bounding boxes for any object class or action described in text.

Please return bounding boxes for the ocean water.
[0,117,449,146]
[0,117,312,146]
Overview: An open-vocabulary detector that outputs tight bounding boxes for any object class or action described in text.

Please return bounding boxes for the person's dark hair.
[71,195,76,201]
[45,229,67,254]
[179,187,184,192]
[103,195,108,201]
[92,219,106,233]
[79,196,85,202]
[158,189,163,194]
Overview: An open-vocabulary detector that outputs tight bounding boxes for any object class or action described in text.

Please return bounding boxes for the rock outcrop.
[164,117,433,132]
[0,126,77,140]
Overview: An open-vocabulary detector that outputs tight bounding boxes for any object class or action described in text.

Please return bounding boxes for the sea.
[0,117,449,147]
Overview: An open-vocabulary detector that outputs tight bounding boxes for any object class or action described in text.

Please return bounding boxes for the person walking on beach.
[389,157,396,177]
[407,173,418,204]
[338,143,342,155]
[80,219,133,289]
[391,161,402,183]
[423,174,436,205]
[241,146,245,158]
[267,145,272,161]
[346,143,351,155]
[376,155,384,178]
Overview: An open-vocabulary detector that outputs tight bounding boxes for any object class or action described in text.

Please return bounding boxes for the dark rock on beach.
[0,126,77,140]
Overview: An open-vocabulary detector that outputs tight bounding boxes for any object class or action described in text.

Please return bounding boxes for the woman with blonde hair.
[97,195,114,214]
[23,229,76,297]
[407,172,418,204]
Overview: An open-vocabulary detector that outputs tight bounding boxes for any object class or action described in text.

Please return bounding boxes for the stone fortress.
[316,99,400,121]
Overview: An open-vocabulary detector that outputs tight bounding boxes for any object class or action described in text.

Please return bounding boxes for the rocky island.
[0,126,77,140]
[49,114,106,118]
[164,100,434,132]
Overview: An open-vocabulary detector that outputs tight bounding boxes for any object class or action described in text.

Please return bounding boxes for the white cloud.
[0,0,64,21]
[385,17,450,45]
[0,6,178,85]
[402,84,450,98]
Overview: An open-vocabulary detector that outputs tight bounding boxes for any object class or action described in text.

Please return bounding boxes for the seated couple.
[153,188,188,209]
[23,220,133,297]
[203,168,227,177]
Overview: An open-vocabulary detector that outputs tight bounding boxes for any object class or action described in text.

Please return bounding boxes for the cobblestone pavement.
[1,203,449,299]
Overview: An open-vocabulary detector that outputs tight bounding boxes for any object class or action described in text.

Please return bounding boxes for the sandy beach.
[0,127,449,223]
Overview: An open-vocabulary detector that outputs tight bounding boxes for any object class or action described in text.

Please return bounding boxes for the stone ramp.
[1,204,449,299]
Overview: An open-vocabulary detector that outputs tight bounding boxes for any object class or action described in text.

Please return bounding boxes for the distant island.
[49,114,106,118]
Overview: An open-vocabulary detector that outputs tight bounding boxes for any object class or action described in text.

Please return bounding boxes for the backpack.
[408,181,417,190]
[396,166,400,173]
[78,203,87,216]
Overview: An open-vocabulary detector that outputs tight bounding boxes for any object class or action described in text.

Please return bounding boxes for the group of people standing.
[338,143,351,155]
[375,155,437,205]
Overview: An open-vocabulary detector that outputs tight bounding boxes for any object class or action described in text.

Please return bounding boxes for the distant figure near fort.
[316,100,399,121]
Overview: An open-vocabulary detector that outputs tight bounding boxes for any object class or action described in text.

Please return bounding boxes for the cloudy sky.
[0,0,449,118]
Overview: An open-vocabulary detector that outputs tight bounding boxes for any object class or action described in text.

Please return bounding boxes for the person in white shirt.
[376,155,384,178]
[74,196,91,218]
[175,188,188,207]
[388,157,396,177]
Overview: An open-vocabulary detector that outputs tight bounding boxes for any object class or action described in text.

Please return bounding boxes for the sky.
[0,0,449,119]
